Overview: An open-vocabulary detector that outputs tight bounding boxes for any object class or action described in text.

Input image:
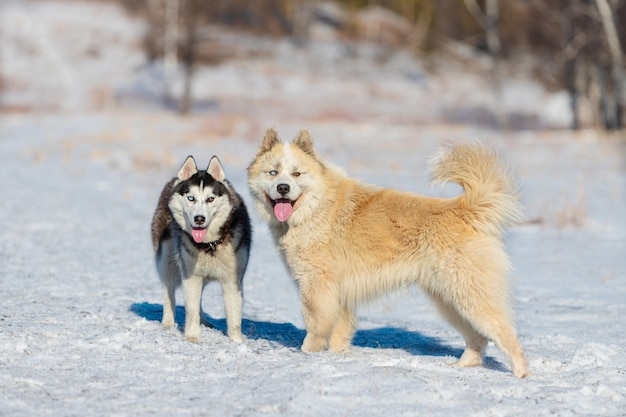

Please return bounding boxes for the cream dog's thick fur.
[247,127,529,378]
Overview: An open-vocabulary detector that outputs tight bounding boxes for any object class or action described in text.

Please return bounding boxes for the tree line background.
[111,0,626,130]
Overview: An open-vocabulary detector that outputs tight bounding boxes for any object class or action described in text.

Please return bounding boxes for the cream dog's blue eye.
[187,195,195,202]
[269,170,277,176]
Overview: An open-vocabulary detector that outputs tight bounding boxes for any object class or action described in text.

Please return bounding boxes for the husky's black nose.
[277,183,290,196]
[194,215,206,225]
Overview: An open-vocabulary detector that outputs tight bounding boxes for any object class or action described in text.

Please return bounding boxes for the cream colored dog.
[247,127,529,378]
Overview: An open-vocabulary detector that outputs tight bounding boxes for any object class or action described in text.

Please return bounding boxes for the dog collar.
[203,237,223,253]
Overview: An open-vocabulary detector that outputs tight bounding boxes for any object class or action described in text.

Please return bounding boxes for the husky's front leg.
[182,274,204,343]
[157,245,179,329]
[162,283,176,329]
[199,280,214,329]
[220,275,244,343]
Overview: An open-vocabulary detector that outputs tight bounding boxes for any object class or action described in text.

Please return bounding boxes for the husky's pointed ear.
[293,128,315,155]
[258,127,281,156]
[207,155,226,182]
[177,156,197,181]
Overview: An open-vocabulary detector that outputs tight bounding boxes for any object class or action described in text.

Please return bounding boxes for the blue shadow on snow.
[130,302,304,348]
[130,302,507,371]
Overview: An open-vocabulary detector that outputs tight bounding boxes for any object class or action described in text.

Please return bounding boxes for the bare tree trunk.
[562,0,579,129]
[463,0,504,128]
[164,0,179,75]
[290,0,310,47]
[595,0,626,129]
[463,0,500,54]
[484,0,501,56]
[162,0,179,107]
[180,0,196,115]
[596,64,615,128]
[407,0,434,51]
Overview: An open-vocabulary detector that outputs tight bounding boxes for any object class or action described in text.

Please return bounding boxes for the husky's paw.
[228,329,244,344]
[184,330,201,344]
[162,310,175,329]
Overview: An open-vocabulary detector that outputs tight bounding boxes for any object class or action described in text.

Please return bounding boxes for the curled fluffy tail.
[429,141,525,236]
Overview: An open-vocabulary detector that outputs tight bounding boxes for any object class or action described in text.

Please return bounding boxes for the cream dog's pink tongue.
[191,228,207,243]
[274,201,293,222]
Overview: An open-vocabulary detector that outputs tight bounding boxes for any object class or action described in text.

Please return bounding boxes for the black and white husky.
[151,155,251,343]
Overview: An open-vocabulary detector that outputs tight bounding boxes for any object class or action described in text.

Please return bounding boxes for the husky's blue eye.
[206,196,215,203]
[269,170,277,176]
[187,195,195,202]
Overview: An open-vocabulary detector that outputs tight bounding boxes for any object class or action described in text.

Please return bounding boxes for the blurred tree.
[463,0,504,127]
[562,0,580,129]
[179,0,197,115]
[463,0,500,55]
[595,0,625,129]
[163,0,179,75]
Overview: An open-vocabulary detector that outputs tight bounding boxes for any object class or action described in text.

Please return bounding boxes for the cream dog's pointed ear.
[293,128,315,155]
[177,155,197,181]
[258,127,281,156]
[207,156,226,182]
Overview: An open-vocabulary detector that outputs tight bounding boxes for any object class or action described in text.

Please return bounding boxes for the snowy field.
[1,1,626,416]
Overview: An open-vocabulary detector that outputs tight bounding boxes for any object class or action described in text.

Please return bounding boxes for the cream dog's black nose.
[277,184,290,196]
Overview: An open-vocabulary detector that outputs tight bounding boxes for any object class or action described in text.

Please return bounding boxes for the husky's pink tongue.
[191,228,207,243]
[273,200,293,222]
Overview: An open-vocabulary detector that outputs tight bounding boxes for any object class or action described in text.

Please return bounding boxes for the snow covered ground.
[1,112,625,417]
[1,1,625,416]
